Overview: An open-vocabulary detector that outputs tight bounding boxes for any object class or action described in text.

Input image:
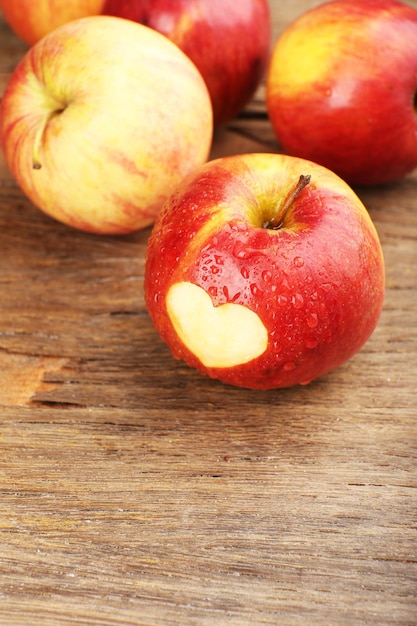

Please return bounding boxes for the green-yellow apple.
[0,16,213,234]
[101,0,271,127]
[0,0,103,45]
[266,0,417,186]
[145,153,385,390]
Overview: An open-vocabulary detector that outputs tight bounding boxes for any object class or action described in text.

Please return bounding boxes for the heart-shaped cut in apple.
[166,281,268,368]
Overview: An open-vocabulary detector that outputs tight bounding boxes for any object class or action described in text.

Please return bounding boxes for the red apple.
[266,0,417,186]
[144,153,385,390]
[0,16,213,234]
[0,0,103,45]
[101,0,271,127]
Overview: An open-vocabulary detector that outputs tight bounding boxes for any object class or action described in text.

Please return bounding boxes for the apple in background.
[266,0,417,186]
[1,0,270,127]
[0,0,103,46]
[101,0,271,127]
[144,153,385,390]
[0,16,213,235]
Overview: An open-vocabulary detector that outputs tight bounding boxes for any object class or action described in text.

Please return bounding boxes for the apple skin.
[1,0,270,127]
[0,0,103,46]
[266,0,417,186]
[145,153,385,390]
[0,16,213,234]
[101,0,271,127]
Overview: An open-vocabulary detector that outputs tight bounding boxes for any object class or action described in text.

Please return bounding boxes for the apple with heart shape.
[0,0,103,45]
[144,153,385,390]
[96,0,272,127]
[0,15,213,234]
[266,0,417,186]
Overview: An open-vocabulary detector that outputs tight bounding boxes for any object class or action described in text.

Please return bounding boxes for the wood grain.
[1,2,417,625]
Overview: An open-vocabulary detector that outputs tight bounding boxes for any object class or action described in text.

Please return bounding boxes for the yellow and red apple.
[145,153,385,390]
[0,0,103,45]
[0,16,213,234]
[266,0,417,186]
[0,0,271,128]
[102,0,271,127]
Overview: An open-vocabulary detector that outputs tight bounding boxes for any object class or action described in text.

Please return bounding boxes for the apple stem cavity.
[265,174,311,230]
[32,121,48,170]
[32,107,65,170]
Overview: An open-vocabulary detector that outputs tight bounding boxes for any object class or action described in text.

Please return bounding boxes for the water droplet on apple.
[233,241,248,259]
[291,293,304,309]
[305,338,319,349]
[231,222,248,232]
[211,265,220,274]
[214,255,224,265]
[223,285,229,299]
[250,283,262,296]
[232,241,263,260]
[272,342,282,354]
[276,294,288,306]
[262,270,273,282]
[307,312,318,328]
[294,256,304,268]
[281,276,290,290]
[208,286,218,297]
[283,361,296,371]
[241,267,249,279]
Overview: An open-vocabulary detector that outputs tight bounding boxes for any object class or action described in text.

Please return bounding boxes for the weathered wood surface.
[1,2,417,625]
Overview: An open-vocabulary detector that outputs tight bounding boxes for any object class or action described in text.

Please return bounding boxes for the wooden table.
[1,2,416,624]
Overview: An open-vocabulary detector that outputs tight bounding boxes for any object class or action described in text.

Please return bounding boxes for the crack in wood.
[0,352,68,407]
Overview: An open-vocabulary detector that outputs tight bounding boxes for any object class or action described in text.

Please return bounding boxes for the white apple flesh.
[167,281,268,368]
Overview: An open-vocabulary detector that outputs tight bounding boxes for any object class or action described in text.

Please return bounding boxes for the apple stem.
[32,107,64,170]
[32,122,47,170]
[267,174,311,230]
